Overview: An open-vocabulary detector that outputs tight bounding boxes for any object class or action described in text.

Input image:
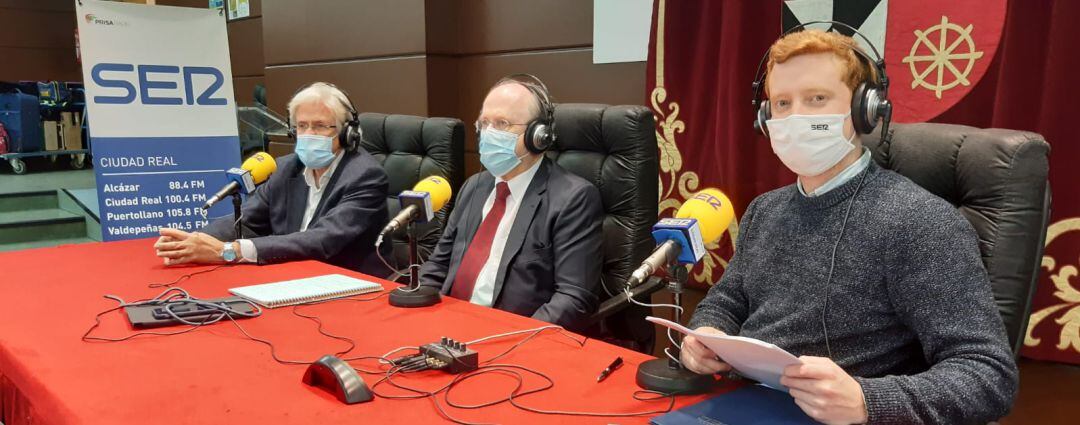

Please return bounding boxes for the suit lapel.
[491,159,549,303]
[284,158,309,233]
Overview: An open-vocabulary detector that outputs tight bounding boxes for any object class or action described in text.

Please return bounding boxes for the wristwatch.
[221,241,239,263]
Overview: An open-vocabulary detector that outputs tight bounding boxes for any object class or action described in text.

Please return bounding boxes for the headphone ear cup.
[338,117,360,151]
[338,126,349,148]
[756,101,771,136]
[348,126,359,150]
[523,121,549,154]
[851,83,874,134]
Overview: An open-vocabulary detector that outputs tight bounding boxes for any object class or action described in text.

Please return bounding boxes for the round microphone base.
[388,286,441,308]
[635,358,718,395]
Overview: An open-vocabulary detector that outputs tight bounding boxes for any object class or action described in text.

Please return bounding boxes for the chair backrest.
[358,112,465,278]
[545,103,659,352]
[862,122,1051,355]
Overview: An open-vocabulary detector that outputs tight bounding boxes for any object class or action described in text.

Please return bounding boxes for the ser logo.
[811,124,830,131]
[691,192,723,210]
[91,63,226,106]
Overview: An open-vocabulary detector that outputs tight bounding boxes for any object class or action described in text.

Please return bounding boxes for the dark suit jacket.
[418,158,603,331]
[203,150,390,275]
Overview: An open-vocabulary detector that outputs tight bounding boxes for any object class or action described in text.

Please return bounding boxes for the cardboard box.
[43,121,62,151]
[60,112,83,150]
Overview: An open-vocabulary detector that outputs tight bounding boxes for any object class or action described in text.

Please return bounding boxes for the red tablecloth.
[0,239,719,424]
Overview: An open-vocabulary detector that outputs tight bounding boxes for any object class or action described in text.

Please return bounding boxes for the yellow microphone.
[382,176,453,236]
[627,188,735,286]
[243,152,277,185]
[202,152,279,210]
[675,188,735,244]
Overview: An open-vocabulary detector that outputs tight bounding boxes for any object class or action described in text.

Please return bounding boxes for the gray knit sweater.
[689,162,1018,424]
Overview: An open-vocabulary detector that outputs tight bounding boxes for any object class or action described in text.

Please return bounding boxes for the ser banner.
[76,0,240,241]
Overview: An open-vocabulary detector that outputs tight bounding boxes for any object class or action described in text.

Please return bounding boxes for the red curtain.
[648,0,1080,364]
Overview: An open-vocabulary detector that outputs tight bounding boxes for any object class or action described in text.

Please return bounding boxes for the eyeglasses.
[475,119,528,133]
[292,123,339,134]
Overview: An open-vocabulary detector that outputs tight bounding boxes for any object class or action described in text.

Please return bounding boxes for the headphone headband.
[751,21,892,138]
[286,82,362,152]
[752,21,888,106]
[485,73,557,154]
[493,73,555,125]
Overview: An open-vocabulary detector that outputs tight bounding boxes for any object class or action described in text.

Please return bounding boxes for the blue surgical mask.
[479,128,525,177]
[295,134,336,168]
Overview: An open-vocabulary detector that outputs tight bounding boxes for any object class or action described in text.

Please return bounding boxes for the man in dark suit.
[418,75,603,331]
[153,82,390,275]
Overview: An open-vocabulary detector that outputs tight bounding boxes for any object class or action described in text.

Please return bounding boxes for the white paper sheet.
[648,316,802,391]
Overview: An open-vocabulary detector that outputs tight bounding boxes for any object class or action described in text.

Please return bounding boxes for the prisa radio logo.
[84,14,129,26]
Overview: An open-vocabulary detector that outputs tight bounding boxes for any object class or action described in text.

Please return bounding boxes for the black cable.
[148,264,230,288]
[820,166,870,359]
[210,291,390,366]
[82,302,211,343]
[365,340,676,423]
[82,288,248,343]
[289,291,392,360]
[372,361,677,424]
[84,289,678,421]
[82,288,388,367]
[371,365,491,425]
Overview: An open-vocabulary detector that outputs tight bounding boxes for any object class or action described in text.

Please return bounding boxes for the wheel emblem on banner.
[902,16,985,99]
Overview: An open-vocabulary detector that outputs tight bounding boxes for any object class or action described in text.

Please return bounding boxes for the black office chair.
[358,113,465,280]
[862,122,1051,355]
[545,103,660,353]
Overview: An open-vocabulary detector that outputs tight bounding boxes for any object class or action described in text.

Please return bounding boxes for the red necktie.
[450,182,511,300]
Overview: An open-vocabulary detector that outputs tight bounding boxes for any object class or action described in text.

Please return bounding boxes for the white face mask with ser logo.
[766,112,855,177]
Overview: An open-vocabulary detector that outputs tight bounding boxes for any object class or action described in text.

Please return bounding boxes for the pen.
[596,356,624,382]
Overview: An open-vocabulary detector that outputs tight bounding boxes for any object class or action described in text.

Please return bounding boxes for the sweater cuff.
[854,376,907,424]
[687,313,739,335]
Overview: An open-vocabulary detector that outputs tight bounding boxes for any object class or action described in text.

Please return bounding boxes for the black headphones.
[286,82,362,152]
[479,73,557,154]
[751,21,892,138]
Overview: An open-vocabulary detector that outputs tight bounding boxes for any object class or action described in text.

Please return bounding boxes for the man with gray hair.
[153,82,390,274]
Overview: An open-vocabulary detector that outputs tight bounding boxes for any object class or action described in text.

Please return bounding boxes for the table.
[0,239,718,424]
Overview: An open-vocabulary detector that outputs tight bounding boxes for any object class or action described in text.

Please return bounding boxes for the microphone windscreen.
[241,152,277,184]
[676,188,735,244]
[413,176,452,211]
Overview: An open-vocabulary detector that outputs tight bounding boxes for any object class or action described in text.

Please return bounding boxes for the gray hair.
[286,82,354,128]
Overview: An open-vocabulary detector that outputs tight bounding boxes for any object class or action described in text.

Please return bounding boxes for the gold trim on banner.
[1025,217,1080,353]
[651,0,740,285]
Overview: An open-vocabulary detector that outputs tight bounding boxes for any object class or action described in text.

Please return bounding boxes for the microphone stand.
[388,221,441,308]
[635,263,718,395]
[232,192,243,239]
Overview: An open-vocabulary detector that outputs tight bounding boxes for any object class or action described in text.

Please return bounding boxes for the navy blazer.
[203,149,390,275]
[418,158,603,331]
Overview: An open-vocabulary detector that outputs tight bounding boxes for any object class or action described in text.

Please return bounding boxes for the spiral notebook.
[229,274,383,308]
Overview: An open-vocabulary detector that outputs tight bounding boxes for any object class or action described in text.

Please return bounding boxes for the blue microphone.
[652,218,707,264]
[626,189,735,287]
[202,152,276,210]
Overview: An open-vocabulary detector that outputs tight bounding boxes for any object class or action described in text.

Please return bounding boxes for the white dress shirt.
[236,151,345,262]
[468,158,543,306]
